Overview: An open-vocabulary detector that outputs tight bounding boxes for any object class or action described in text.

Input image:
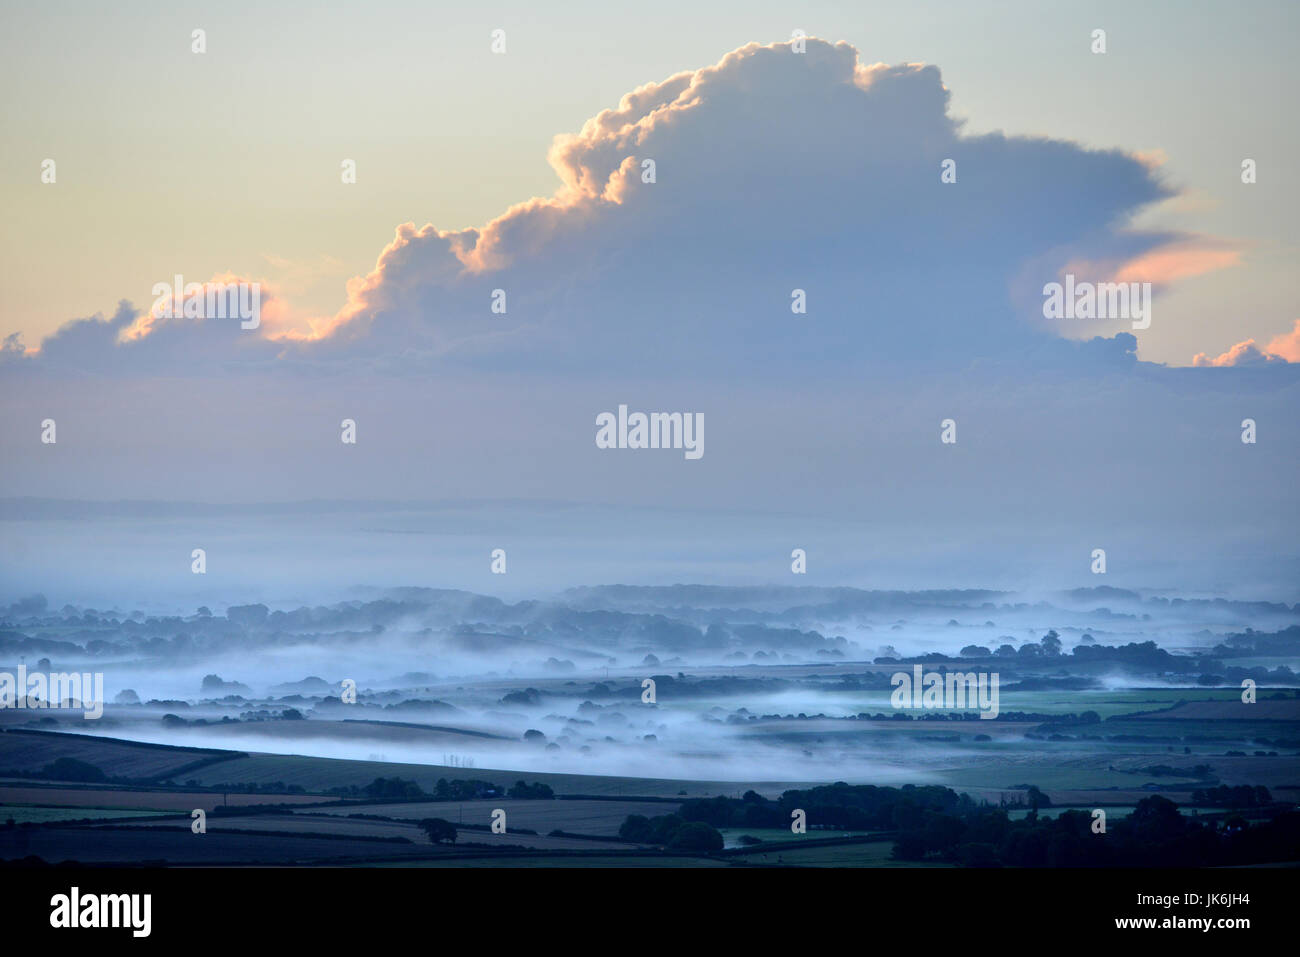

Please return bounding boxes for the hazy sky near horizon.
[0,0,1297,365]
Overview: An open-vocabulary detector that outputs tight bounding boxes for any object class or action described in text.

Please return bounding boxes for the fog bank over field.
[2,580,1296,784]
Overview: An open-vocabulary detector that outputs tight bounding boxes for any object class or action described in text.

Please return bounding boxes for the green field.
[812,688,1263,720]
[181,751,813,799]
[717,827,876,849]
[314,798,674,836]
[362,854,730,868]
[0,728,243,780]
[732,840,943,867]
[0,804,175,824]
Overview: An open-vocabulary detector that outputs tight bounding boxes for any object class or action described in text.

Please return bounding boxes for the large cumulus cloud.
[312,39,1184,373]
[5,38,1238,376]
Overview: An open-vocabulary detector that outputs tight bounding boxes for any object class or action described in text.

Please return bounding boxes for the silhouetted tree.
[419,818,458,844]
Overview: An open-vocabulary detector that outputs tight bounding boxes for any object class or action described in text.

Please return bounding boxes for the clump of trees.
[431,778,499,800]
[363,776,428,800]
[890,794,1300,867]
[419,818,457,844]
[620,782,1300,868]
[677,783,971,831]
[668,822,725,852]
[38,757,106,783]
[506,780,554,799]
[619,813,723,852]
[323,776,556,802]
